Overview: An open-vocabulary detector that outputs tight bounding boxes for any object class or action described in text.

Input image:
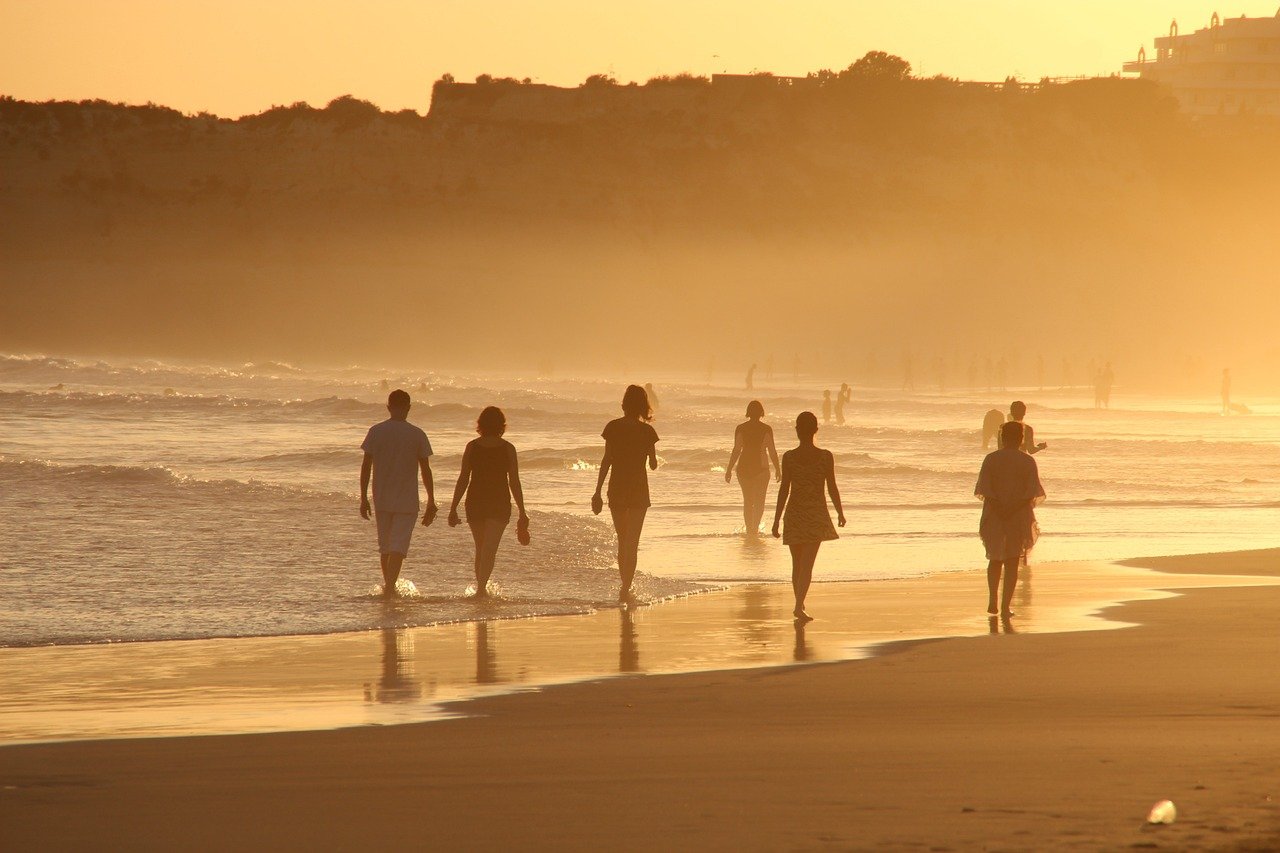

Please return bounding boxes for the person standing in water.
[593,385,659,602]
[821,390,832,424]
[447,406,528,597]
[725,400,781,536]
[999,401,1047,455]
[772,411,845,621]
[975,421,1045,619]
[746,363,757,391]
[644,383,660,415]
[360,389,437,596]
[835,383,851,426]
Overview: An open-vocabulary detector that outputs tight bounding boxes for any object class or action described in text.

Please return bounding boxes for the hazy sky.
[4,1,1277,116]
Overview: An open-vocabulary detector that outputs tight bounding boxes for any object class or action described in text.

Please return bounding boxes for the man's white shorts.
[375,511,416,556]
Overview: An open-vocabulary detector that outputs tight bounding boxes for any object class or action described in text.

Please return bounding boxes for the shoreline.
[4,548,1280,850]
[3,551,1278,746]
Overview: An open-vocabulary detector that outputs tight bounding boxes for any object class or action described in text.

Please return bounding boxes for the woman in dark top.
[725,400,780,537]
[772,411,845,621]
[448,406,528,597]
[592,385,659,602]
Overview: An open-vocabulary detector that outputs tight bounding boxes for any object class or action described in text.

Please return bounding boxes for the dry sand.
[3,549,1280,851]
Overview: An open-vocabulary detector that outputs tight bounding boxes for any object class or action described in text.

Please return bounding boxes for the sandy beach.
[3,549,1280,851]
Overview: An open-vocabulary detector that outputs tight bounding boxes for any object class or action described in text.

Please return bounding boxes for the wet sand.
[4,550,1280,850]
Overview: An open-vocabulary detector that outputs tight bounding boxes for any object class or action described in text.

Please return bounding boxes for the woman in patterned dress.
[772,411,845,621]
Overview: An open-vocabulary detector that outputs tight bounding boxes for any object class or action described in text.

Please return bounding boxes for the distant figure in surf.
[447,406,529,597]
[835,383,851,425]
[982,409,1005,450]
[902,353,915,391]
[773,411,846,622]
[999,400,1046,455]
[821,390,832,424]
[593,385,660,602]
[766,354,775,381]
[645,383,660,415]
[746,363,757,391]
[360,389,437,596]
[1221,368,1232,416]
[725,400,781,537]
[381,378,390,391]
[975,421,1045,619]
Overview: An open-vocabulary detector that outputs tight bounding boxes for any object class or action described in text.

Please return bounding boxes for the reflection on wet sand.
[619,609,640,673]
[3,563,1272,743]
[365,628,423,704]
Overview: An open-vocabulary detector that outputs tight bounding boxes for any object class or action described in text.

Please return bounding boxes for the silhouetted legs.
[610,505,648,600]
[986,555,1020,617]
[788,542,821,620]
[739,473,768,535]
[380,552,405,595]
[468,517,508,596]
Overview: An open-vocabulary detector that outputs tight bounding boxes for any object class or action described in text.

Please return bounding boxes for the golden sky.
[3,1,1276,116]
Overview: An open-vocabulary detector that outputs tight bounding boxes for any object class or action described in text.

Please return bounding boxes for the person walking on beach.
[447,406,529,597]
[772,411,845,622]
[975,421,1045,619]
[725,400,781,537]
[360,389,437,595]
[999,401,1047,455]
[593,385,659,602]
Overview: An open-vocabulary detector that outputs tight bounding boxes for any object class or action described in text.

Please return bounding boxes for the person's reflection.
[793,620,812,662]
[988,616,1018,635]
[368,627,422,704]
[1016,564,1032,611]
[737,583,779,653]
[619,607,641,673]
[473,621,501,685]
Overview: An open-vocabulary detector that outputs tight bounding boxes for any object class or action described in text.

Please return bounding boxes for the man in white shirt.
[360,389,437,594]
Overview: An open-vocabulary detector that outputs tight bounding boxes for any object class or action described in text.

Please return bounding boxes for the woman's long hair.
[621,384,653,421]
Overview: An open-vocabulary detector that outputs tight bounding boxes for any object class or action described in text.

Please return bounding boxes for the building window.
[1214,42,1226,54]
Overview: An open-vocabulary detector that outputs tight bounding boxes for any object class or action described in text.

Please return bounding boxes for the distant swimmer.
[725,400,781,537]
[645,383,660,414]
[975,421,1045,619]
[593,385,659,602]
[360,389,437,596]
[982,409,1005,450]
[417,380,428,393]
[746,363,757,391]
[822,390,832,424]
[835,383,851,425]
[448,406,529,597]
[999,401,1046,455]
[1221,368,1232,416]
[772,411,846,622]
[381,378,390,391]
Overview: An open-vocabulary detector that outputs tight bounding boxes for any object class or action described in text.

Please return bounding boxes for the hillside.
[3,66,1279,381]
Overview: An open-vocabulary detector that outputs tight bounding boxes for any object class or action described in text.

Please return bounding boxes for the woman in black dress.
[725,400,780,536]
[448,406,528,597]
[592,385,659,601]
[975,420,1045,618]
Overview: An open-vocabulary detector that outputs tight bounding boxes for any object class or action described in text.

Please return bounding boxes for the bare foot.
[1000,610,1015,619]
[793,608,813,623]
[987,605,998,615]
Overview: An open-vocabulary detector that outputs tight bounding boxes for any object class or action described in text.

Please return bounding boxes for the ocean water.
[4,352,1280,648]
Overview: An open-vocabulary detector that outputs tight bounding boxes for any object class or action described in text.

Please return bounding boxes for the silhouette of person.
[968,358,978,391]
[902,353,915,391]
[835,383,851,425]
[593,385,659,602]
[448,406,528,597]
[982,409,1005,450]
[772,411,845,621]
[975,421,1045,618]
[997,357,1009,392]
[1221,368,1232,416]
[1099,362,1115,409]
[999,400,1046,455]
[745,363,757,391]
[821,390,832,424]
[725,400,781,536]
[360,390,437,595]
[766,354,775,381]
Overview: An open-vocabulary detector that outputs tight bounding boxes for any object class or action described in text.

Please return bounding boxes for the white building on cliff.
[1122,10,1280,116]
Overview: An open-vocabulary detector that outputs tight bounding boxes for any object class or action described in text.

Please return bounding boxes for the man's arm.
[360,453,373,519]
[420,457,437,525]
